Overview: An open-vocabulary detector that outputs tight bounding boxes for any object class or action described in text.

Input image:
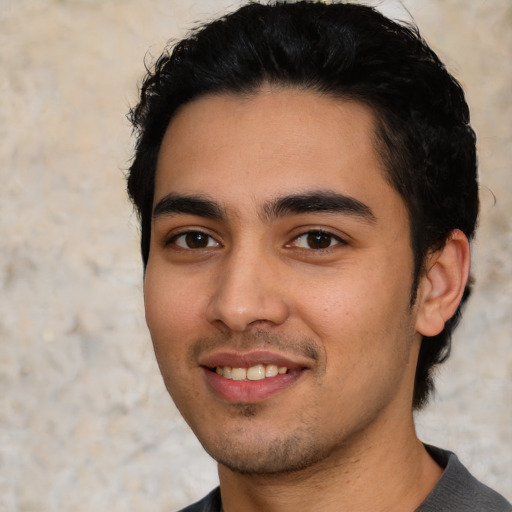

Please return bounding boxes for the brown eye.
[291,230,343,250]
[172,231,219,249]
[306,231,333,249]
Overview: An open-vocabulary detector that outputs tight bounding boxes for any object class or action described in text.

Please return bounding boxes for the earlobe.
[415,230,471,337]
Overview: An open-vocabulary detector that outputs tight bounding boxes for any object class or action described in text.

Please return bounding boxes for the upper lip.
[199,350,312,370]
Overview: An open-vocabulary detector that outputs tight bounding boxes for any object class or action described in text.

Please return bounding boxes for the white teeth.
[231,367,247,381]
[265,364,278,377]
[246,364,265,381]
[215,364,289,380]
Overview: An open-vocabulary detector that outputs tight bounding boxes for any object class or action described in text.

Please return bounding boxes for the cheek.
[143,270,202,396]
[144,264,206,337]
[143,269,206,387]
[293,262,413,352]
[293,272,375,333]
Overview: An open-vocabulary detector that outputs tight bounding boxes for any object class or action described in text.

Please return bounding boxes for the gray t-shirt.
[416,445,510,511]
[179,446,511,511]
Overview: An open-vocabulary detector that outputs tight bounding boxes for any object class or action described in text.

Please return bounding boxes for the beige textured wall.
[1,0,510,510]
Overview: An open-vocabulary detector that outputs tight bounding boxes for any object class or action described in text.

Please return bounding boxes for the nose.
[205,248,290,332]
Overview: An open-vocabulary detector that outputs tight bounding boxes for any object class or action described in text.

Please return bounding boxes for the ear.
[415,229,471,337]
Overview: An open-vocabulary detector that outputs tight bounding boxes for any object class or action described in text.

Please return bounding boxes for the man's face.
[144,89,425,474]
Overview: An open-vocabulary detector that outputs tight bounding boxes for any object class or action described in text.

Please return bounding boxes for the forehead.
[154,88,405,223]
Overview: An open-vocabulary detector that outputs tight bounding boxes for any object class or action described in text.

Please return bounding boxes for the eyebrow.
[152,190,376,224]
[153,194,224,220]
[262,191,376,223]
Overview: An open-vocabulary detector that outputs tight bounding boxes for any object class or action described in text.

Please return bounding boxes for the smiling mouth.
[212,364,289,381]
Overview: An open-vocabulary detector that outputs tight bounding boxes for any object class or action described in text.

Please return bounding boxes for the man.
[127,2,510,511]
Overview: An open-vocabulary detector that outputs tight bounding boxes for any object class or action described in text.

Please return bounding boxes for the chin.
[202,426,332,476]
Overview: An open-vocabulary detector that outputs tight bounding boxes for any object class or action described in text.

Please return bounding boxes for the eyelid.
[286,228,347,250]
[164,228,222,249]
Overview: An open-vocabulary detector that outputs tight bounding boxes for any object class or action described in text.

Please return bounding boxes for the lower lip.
[202,367,304,403]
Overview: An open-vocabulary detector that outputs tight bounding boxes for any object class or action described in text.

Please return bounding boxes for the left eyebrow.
[261,190,376,224]
[152,193,224,220]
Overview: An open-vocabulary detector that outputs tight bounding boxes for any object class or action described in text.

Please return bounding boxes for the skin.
[144,88,469,511]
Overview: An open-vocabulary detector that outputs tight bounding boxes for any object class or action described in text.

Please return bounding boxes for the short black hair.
[127,1,479,409]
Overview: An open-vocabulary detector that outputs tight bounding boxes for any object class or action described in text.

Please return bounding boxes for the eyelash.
[287,230,345,251]
[165,229,345,251]
[166,230,220,250]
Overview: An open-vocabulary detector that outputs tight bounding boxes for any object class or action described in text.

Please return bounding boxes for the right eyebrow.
[261,190,376,224]
[152,193,224,220]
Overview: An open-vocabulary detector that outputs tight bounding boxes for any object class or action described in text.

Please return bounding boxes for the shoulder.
[176,487,222,512]
[417,446,511,512]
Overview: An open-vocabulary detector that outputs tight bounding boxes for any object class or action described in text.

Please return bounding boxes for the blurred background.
[1,0,510,510]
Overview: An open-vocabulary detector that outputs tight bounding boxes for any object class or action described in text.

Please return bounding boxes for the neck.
[217,417,442,512]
